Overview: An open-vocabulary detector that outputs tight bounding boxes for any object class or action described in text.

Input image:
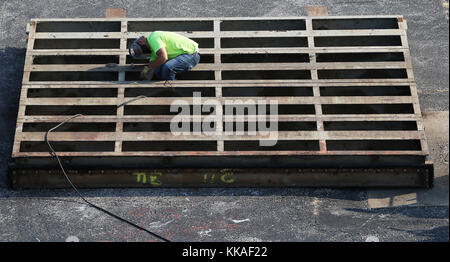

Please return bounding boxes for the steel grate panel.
[12,15,429,168]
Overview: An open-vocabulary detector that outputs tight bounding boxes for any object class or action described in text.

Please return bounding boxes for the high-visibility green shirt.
[147,31,199,62]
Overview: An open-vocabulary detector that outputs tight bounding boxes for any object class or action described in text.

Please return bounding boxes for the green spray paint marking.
[133,172,163,186]
[133,172,147,184]
[149,172,163,186]
[203,169,235,184]
[220,169,235,183]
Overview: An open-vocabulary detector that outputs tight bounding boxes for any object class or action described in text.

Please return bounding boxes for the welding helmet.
[129,36,147,59]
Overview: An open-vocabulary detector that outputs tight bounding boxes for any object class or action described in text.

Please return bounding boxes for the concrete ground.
[0,0,448,242]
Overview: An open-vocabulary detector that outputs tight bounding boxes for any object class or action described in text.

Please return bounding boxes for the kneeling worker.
[129,31,200,80]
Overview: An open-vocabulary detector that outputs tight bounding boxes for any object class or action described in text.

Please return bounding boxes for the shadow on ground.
[346,205,449,219]
[0,47,25,188]
[389,225,449,242]
[344,204,449,241]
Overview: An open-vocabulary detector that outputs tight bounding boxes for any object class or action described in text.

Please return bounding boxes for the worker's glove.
[140,67,154,80]
[140,67,149,79]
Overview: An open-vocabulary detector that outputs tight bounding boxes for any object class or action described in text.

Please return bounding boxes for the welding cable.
[45,113,171,242]
[117,95,147,108]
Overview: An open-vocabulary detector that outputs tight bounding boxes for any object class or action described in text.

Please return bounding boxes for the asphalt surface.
[0,0,448,242]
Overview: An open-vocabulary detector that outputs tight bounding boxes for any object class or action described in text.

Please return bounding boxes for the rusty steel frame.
[9,166,433,189]
[9,9,433,188]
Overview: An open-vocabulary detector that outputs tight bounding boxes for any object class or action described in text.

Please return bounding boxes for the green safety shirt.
[147,31,199,62]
